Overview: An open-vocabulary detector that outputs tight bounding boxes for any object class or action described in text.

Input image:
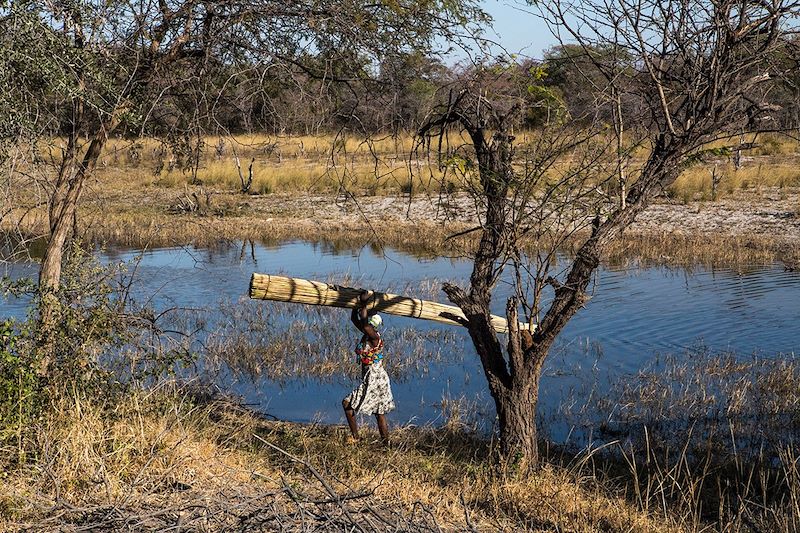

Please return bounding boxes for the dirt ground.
[88,182,800,235]
[194,187,800,240]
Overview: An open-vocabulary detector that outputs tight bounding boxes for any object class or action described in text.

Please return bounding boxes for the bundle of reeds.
[249,273,531,334]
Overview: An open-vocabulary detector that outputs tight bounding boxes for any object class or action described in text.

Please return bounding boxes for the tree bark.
[37,120,117,374]
[496,373,540,468]
[39,136,107,291]
[444,127,549,468]
[504,297,547,467]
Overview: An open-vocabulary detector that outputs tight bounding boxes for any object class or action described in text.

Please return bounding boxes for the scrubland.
[3,132,800,531]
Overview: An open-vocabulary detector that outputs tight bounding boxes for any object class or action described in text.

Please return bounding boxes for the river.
[3,240,799,441]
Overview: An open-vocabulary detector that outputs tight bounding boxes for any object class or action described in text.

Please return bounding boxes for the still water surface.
[3,241,799,439]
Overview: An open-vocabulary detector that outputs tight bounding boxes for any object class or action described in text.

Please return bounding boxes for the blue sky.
[481,0,560,59]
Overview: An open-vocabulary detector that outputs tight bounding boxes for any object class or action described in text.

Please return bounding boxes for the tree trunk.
[39,136,106,291]
[39,175,82,291]
[495,373,541,469]
[37,160,87,373]
[454,129,549,469]
[37,132,110,374]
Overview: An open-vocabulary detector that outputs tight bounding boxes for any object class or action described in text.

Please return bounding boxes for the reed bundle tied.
[249,273,530,334]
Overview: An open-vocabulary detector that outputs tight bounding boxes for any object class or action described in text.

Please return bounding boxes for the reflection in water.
[2,241,799,439]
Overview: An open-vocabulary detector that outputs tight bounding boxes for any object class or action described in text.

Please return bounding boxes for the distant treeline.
[137,43,800,139]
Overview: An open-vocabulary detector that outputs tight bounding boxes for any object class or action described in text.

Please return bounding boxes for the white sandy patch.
[249,189,800,240]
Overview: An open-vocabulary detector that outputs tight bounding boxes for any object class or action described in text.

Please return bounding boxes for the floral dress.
[345,334,395,415]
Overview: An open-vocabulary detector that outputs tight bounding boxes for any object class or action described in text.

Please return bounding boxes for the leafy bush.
[0,242,198,461]
[0,320,39,450]
[36,243,132,387]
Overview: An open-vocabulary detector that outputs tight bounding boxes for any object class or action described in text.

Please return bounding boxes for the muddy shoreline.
[7,187,799,265]
[149,187,800,239]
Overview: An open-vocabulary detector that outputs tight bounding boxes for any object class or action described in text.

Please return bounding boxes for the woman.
[342,290,395,443]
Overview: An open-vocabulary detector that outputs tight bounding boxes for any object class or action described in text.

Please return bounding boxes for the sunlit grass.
[3,347,797,530]
[88,132,457,194]
[0,383,679,531]
[25,132,800,199]
[191,159,445,194]
[670,162,800,203]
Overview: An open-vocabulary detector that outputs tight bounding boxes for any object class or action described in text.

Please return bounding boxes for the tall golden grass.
[670,161,800,203]
[132,132,800,198]
[21,131,800,199]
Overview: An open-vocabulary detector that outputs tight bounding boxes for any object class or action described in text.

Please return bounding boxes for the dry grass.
[562,350,800,532]
[94,132,453,195]
[664,133,800,203]
[188,159,451,195]
[671,161,800,203]
[35,132,800,199]
[0,384,677,532]
[598,231,799,267]
[21,134,800,203]
[6,202,797,268]
[142,133,800,198]
[5,132,799,270]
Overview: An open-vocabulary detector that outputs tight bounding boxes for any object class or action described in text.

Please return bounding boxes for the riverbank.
[0,384,675,532]
[7,186,800,267]
[2,349,798,531]
[3,138,800,531]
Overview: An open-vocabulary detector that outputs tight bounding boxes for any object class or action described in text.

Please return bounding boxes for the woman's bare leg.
[342,399,359,439]
[375,414,389,443]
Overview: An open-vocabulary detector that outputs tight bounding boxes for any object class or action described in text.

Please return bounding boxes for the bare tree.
[418,0,800,468]
[419,82,615,468]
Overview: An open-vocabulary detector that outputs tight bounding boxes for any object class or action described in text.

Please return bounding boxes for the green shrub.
[0,239,206,479]
[0,320,39,449]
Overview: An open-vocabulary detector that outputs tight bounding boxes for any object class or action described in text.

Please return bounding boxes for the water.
[3,241,799,439]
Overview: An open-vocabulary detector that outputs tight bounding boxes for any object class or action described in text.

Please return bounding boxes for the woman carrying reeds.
[342,291,395,443]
